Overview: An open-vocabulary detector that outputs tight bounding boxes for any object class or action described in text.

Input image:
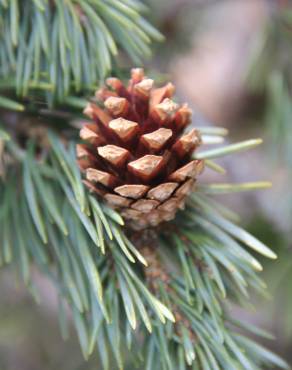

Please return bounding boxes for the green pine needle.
[196,138,263,160]
[198,181,272,194]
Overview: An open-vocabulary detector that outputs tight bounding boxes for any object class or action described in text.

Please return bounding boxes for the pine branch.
[0,127,288,369]
[0,0,163,106]
[0,1,288,366]
[244,7,292,337]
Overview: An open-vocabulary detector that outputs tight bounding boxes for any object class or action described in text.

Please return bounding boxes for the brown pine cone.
[77,68,204,230]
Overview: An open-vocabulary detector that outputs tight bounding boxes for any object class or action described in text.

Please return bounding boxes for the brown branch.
[131,229,197,340]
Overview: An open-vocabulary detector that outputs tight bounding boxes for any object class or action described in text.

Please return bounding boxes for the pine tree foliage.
[0,121,287,369]
[246,1,292,341]
[0,1,288,369]
[247,3,292,168]
[0,0,163,107]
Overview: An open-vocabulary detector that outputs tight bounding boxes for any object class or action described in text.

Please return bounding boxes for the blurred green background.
[1,0,292,369]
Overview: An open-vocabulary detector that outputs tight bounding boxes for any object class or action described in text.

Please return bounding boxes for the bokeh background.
[1,0,292,369]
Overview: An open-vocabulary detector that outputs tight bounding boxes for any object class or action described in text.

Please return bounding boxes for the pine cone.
[77,68,204,229]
